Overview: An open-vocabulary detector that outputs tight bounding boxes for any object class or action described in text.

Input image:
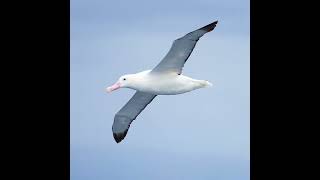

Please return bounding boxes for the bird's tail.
[200,80,213,87]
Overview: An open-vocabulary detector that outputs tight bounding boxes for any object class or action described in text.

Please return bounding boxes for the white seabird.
[107,21,218,143]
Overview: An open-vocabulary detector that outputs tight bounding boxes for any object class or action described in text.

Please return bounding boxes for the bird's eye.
[123,78,126,81]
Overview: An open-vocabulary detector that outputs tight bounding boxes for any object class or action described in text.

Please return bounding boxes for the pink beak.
[106,82,121,93]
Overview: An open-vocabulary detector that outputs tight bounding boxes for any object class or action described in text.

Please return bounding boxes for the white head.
[106,74,138,93]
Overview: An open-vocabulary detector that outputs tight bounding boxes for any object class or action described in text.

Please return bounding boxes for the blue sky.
[71,0,249,179]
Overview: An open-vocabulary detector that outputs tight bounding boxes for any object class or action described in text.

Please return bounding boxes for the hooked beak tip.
[106,88,112,93]
[106,82,121,93]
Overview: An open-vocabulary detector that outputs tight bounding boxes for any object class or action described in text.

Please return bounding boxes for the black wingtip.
[199,20,218,32]
[113,129,129,143]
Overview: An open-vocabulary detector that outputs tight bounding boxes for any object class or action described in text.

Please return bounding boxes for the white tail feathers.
[200,80,213,87]
[206,81,213,87]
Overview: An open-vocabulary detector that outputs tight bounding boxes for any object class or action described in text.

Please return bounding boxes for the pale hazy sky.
[71,0,250,179]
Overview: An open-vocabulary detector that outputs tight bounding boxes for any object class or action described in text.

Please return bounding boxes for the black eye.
[123,78,126,81]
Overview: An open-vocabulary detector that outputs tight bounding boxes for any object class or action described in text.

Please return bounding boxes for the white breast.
[132,71,206,95]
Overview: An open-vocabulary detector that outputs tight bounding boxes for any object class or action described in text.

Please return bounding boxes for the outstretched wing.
[112,91,157,143]
[151,21,218,75]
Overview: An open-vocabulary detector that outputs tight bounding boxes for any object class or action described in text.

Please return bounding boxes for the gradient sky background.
[71,0,250,179]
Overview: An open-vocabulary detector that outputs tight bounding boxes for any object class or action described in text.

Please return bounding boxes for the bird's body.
[106,20,219,143]
[124,70,212,95]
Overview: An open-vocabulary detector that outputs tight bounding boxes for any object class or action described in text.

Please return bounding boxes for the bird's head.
[106,74,137,93]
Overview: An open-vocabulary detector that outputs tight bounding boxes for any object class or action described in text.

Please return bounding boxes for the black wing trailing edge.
[112,91,157,143]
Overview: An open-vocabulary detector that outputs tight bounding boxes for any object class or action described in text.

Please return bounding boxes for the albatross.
[107,21,218,143]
